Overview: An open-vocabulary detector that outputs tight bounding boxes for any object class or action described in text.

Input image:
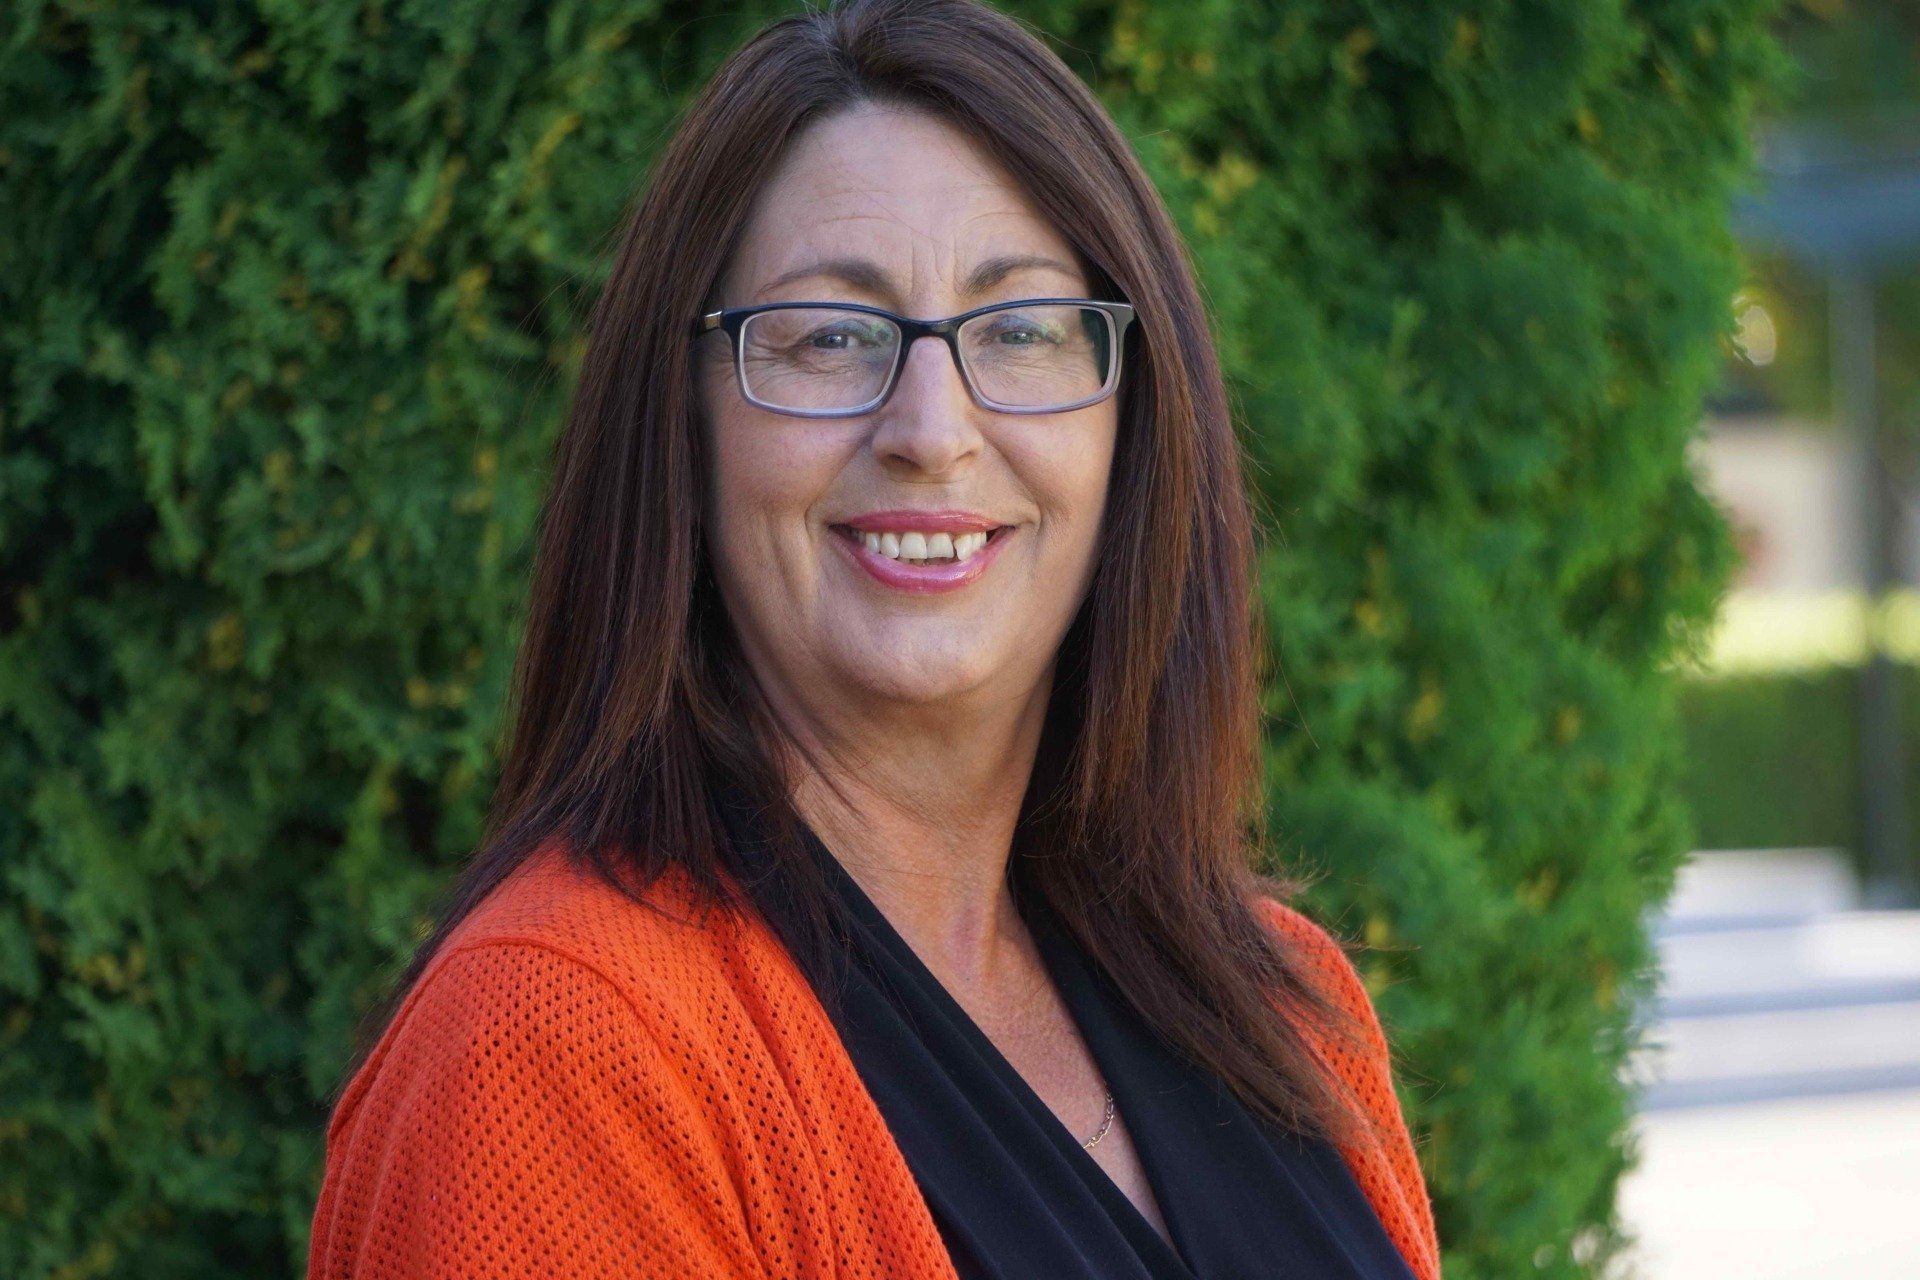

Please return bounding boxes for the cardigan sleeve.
[1256,897,1443,1280]
[307,940,770,1280]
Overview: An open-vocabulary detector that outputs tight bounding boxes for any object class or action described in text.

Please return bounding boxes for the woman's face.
[698,103,1118,726]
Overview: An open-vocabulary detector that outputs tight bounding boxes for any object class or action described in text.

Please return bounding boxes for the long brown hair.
[333,0,1375,1150]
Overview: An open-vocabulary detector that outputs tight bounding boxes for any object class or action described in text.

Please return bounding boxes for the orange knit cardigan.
[308,839,1442,1280]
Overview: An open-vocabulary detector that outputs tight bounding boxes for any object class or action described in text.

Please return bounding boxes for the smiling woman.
[306,2,1441,1279]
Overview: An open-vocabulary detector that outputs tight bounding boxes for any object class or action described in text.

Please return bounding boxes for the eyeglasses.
[693,297,1137,418]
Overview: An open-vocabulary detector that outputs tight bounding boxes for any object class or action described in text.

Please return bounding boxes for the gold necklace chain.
[1081,1089,1116,1149]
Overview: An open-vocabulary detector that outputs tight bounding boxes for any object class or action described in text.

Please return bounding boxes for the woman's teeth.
[849,528,992,564]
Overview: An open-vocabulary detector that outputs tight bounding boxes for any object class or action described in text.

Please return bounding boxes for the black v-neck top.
[717,786,1418,1280]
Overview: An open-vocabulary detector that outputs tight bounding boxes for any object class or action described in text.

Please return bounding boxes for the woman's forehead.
[768,102,1015,207]
[727,106,1083,303]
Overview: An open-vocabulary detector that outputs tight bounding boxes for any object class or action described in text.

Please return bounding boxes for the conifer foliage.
[1,2,1777,1276]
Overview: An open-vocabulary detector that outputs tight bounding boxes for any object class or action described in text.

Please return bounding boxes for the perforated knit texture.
[308,842,1442,1280]
[1255,897,1443,1280]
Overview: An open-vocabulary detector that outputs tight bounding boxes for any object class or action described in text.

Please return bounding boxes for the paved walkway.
[1617,849,1920,1277]
[1619,1088,1920,1278]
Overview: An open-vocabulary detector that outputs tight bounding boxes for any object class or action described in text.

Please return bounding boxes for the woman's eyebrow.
[757,252,1082,302]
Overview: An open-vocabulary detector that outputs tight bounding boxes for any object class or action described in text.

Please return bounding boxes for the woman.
[307,1,1441,1277]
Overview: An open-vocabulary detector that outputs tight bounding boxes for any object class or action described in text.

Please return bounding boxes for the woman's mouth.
[827,522,1015,593]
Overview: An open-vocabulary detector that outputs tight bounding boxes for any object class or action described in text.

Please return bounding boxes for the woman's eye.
[807,324,884,350]
[990,322,1051,345]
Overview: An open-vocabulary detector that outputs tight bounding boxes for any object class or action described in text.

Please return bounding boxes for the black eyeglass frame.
[693,297,1138,418]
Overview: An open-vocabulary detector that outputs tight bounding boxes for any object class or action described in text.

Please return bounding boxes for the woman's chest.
[968,996,1178,1250]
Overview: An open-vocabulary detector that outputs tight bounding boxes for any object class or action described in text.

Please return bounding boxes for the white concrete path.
[1617,849,1920,1277]
[1619,1088,1920,1279]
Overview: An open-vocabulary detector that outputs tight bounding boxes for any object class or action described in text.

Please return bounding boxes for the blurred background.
[2,1,1913,1278]
[1620,2,1920,1277]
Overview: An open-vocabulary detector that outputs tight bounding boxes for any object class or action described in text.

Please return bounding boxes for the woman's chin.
[826,643,998,706]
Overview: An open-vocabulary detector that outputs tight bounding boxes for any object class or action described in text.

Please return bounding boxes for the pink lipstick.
[828,510,1015,594]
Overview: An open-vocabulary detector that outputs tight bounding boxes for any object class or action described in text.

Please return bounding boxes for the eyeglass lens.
[737,305,1117,413]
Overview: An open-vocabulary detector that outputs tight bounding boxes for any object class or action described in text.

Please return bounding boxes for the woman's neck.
[782,697,1048,990]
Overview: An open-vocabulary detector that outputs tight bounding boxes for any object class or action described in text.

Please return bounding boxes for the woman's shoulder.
[1248,891,1405,1107]
[1250,894,1376,1018]
[1252,893,1444,1280]
[443,838,736,987]
[309,845,796,1280]
[326,842,765,1139]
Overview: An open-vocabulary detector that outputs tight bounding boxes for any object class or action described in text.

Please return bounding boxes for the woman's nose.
[868,334,985,474]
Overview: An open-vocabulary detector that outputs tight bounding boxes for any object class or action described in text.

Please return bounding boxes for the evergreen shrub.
[0,2,1779,1275]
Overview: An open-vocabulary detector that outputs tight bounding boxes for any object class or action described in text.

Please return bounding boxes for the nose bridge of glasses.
[889,320,975,403]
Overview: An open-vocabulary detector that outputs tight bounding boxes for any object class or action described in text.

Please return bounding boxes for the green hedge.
[0,2,1779,1277]
[1679,662,1920,884]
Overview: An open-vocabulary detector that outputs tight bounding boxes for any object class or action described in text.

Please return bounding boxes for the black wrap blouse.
[717,785,1418,1280]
